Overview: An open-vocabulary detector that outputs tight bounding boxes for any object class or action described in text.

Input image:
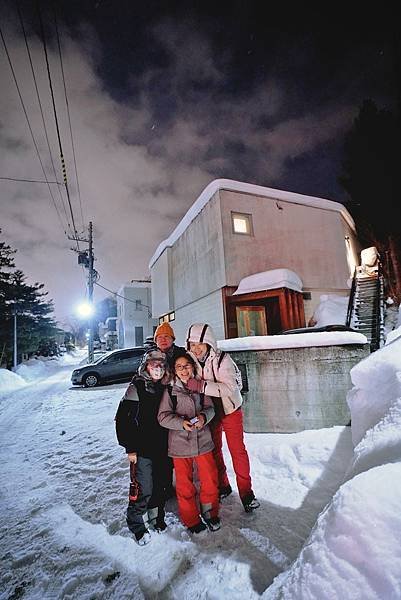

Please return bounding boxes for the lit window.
[232,212,253,235]
[159,311,175,323]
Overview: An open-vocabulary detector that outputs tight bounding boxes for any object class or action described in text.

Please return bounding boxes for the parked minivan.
[71,347,146,387]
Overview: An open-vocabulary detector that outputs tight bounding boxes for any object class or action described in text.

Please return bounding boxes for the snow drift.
[264,328,401,599]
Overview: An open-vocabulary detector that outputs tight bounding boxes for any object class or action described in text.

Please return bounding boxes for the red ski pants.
[173,452,219,528]
[211,408,252,500]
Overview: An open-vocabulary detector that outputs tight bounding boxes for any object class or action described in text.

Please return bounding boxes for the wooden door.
[236,306,268,337]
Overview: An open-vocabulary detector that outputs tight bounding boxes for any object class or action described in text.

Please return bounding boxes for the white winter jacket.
[186,323,243,415]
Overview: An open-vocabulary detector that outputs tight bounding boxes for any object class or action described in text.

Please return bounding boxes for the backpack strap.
[167,385,177,412]
[217,351,226,369]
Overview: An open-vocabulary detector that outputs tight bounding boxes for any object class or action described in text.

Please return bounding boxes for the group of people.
[115,321,259,546]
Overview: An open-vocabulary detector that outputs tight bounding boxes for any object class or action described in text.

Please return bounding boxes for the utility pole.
[69,221,97,364]
[13,311,17,369]
[87,222,94,363]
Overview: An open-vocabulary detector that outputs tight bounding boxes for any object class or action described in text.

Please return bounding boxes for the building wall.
[170,289,225,347]
[151,248,173,318]
[169,192,226,310]
[117,285,158,348]
[220,189,358,293]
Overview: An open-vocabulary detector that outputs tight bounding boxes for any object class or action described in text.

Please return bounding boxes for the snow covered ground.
[1,329,401,599]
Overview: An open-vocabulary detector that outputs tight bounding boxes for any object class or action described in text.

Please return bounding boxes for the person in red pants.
[185,323,260,513]
[158,352,220,533]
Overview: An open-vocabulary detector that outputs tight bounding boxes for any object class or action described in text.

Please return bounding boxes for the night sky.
[0,1,398,322]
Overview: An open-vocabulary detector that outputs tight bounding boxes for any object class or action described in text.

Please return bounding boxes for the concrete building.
[117,282,158,348]
[150,179,360,345]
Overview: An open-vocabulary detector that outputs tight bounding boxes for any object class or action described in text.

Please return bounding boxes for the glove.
[186,378,204,393]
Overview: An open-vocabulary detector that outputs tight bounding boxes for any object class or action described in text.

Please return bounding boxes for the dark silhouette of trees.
[0,231,61,367]
[339,99,400,300]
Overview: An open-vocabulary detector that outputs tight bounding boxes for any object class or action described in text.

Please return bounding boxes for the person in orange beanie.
[147,322,186,368]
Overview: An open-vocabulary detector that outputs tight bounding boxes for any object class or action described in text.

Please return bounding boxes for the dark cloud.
[0,2,397,321]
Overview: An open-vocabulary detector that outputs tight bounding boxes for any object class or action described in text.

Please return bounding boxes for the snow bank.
[14,356,59,382]
[218,331,367,352]
[347,329,401,446]
[311,294,349,328]
[0,368,27,394]
[264,463,401,600]
[265,327,401,599]
[233,269,303,295]
[14,351,82,383]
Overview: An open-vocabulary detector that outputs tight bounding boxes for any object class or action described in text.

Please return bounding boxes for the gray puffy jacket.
[158,379,215,458]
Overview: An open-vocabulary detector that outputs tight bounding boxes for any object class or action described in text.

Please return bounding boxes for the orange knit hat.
[154,322,175,341]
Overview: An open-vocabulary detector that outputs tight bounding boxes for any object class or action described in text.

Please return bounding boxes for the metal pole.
[13,312,17,369]
[88,221,94,363]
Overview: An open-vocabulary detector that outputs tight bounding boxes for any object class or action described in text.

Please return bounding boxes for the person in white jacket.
[185,323,260,512]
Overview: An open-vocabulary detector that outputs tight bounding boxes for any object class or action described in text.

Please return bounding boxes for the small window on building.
[135,299,142,310]
[231,212,253,235]
[159,311,175,324]
[135,326,144,346]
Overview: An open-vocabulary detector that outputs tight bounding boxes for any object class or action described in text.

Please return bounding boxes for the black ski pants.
[126,454,170,536]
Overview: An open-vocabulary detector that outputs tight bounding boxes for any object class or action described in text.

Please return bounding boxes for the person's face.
[156,334,173,352]
[189,342,208,361]
[175,356,194,383]
[146,360,165,381]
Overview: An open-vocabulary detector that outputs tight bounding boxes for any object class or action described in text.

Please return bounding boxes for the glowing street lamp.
[76,302,94,318]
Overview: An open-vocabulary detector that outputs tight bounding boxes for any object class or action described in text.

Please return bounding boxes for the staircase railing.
[346,267,357,328]
[345,261,385,352]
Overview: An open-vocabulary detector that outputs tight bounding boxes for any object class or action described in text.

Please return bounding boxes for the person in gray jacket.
[158,352,221,534]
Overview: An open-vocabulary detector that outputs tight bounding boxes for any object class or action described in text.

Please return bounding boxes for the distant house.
[149,179,360,344]
[117,282,158,348]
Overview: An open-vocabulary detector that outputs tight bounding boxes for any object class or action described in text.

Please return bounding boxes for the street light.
[76,302,94,318]
[76,301,95,363]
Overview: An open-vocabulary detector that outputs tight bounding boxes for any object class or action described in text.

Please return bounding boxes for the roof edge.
[149,179,356,268]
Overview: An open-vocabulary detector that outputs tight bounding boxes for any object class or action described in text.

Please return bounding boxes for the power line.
[54,8,85,231]
[16,1,71,231]
[94,281,153,317]
[0,22,67,235]
[0,176,62,184]
[37,3,80,247]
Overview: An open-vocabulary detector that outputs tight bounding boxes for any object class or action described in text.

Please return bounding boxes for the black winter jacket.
[115,375,168,458]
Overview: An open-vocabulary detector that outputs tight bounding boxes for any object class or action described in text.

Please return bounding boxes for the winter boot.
[188,521,207,534]
[154,517,167,533]
[242,492,260,513]
[219,485,232,500]
[204,516,221,532]
[134,530,151,546]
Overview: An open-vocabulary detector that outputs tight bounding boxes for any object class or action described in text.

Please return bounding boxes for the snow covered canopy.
[233,268,303,295]
[149,178,356,268]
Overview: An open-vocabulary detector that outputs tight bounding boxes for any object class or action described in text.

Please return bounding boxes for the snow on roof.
[233,268,303,295]
[117,281,151,295]
[149,178,356,268]
[218,331,368,352]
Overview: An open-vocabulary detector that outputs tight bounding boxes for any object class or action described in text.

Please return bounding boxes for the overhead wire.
[0,176,62,184]
[0,23,67,235]
[16,0,72,232]
[36,2,80,249]
[53,7,85,231]
[94,281,153,317]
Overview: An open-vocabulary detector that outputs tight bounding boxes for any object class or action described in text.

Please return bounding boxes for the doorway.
[236,306,268,337]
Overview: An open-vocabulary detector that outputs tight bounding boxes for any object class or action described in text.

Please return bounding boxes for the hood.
[138,349,171,385]
[185,323,217,351]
